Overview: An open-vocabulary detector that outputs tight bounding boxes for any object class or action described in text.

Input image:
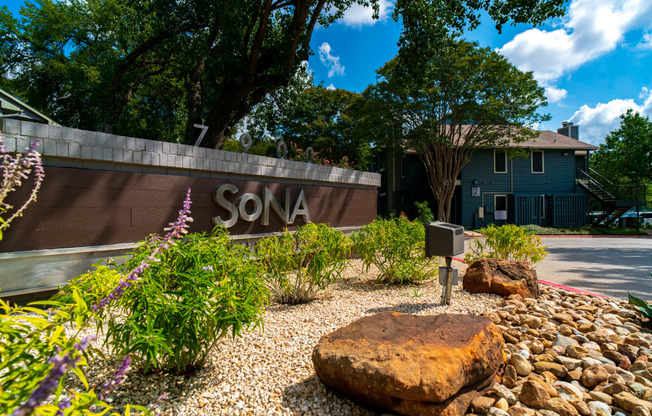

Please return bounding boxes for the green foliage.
[352,216,434,284]
[247,84,373,170]
[358,36,549,222]
[414,200,434,225]
[465,224,548,264]
[255,223,351,305]
[592,110,652,186]
[1,0,564,149]
[628,291,652,328]
[0,297,149,415]
[104,228,267,374]
[51,263,122,325]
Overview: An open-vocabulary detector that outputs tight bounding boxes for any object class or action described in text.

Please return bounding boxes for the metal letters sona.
[212,184,311,228]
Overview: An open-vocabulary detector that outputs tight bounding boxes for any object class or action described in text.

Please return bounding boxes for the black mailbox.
[425,221,464,257]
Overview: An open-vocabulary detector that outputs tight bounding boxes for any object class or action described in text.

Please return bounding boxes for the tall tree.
[247,83,372,169]
[591,110,652,187]
[1,0,564,148]
[360,37,549,221]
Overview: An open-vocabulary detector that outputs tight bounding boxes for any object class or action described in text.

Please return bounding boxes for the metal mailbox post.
[425,221,465,305]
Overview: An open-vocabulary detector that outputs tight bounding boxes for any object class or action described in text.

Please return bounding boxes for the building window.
[531,150,544,173]
[494,195,508,220]
[494,150,507,173]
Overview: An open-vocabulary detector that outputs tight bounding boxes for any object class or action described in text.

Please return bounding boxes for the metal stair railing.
[588,168,646,204]
[576,168,616,202]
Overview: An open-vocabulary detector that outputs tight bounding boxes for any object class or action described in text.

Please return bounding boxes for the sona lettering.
[212,184,311,228]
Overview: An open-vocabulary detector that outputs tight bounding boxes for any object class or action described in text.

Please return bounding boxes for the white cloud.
[639,32,652,49]
[498,0,652,100]
[568,87,652,145]
[319,42,345,78]
[339,0,393,27]
[326,84,336,90]
[545,86,568,103]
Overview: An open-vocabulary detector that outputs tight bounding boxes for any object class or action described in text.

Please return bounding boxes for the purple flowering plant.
[0,136,45,241]
[1,189,195,415]
[103,222,268,373]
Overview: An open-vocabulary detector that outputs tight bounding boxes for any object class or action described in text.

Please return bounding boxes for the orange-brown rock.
[312,312,505,416]
[463,258,539,299]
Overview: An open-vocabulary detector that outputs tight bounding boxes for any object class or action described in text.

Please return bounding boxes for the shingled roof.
[506,129,597,150]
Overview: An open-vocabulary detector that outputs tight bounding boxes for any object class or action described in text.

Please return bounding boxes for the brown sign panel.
[1,166,377,252]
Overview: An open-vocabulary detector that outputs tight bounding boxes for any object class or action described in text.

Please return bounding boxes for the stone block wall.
[0,119,380,297]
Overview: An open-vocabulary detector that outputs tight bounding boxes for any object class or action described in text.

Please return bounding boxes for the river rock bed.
[472,289,652,416]
[78,259,651,416]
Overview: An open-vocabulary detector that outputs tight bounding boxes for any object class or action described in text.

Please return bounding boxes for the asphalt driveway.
[533,237,652,300]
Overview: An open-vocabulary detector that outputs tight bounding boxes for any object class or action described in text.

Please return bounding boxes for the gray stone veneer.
[1,119,381,188]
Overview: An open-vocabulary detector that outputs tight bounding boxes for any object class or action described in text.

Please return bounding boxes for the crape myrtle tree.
[360,37,549,222]
[1,0,564,149]
[591,110,652,190]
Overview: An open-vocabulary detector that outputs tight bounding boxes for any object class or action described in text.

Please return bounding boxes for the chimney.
[557,121,579,140]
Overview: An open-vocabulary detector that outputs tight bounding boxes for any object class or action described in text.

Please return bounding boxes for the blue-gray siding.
[460,149,585,228]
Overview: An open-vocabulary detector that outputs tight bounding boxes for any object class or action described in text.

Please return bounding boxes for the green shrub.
[51,263,122,326]
[414,200,434,225]
[465,224,548,264]
[0,296,149,415]
[255,223,351,304]
[104,227,267,374]
[352,216,434,284]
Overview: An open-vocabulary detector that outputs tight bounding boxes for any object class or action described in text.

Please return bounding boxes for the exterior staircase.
[577,168,646,226]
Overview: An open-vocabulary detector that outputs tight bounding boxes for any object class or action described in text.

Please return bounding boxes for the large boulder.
[463,258,539,298]
[312,312,504,416]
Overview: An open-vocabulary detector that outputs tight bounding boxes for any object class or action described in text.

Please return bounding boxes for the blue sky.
[308,0,652,146]
[4,0,652,146]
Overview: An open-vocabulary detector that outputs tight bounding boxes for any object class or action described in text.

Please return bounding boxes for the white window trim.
[494,150,507,174]
[531,150,545,174]
[494,194,508,217]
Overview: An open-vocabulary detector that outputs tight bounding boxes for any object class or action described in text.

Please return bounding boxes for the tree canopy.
[246,83,372,169]
[1,0,564,149]
[360,37,549,221]
[591,110,652,187]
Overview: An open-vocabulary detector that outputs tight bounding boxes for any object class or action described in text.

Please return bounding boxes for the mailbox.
[425,221,465,258]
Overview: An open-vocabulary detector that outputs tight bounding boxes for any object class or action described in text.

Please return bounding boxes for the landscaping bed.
[71,259,652,416]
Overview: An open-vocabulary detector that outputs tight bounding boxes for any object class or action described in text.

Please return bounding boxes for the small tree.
[591,109,652,189]
[360,37,549,221]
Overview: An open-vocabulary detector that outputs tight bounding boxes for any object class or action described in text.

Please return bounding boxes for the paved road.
[533,237,652,300]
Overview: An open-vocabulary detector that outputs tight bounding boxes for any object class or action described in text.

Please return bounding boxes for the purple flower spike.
[98,355,131,401]
[54,396,72,416]
[93,189,193,311]
[12,336,92,416]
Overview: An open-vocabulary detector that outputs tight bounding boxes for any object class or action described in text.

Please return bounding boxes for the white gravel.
[84,259,504,415]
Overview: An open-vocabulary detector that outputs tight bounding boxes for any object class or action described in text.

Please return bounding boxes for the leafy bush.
[255,223,351,304]
[352,216,434,284]
[414,200,434,225]
[103,227,267,374]
[465,224,548,264]
[0,297,149,415]
[51,263,123,326]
